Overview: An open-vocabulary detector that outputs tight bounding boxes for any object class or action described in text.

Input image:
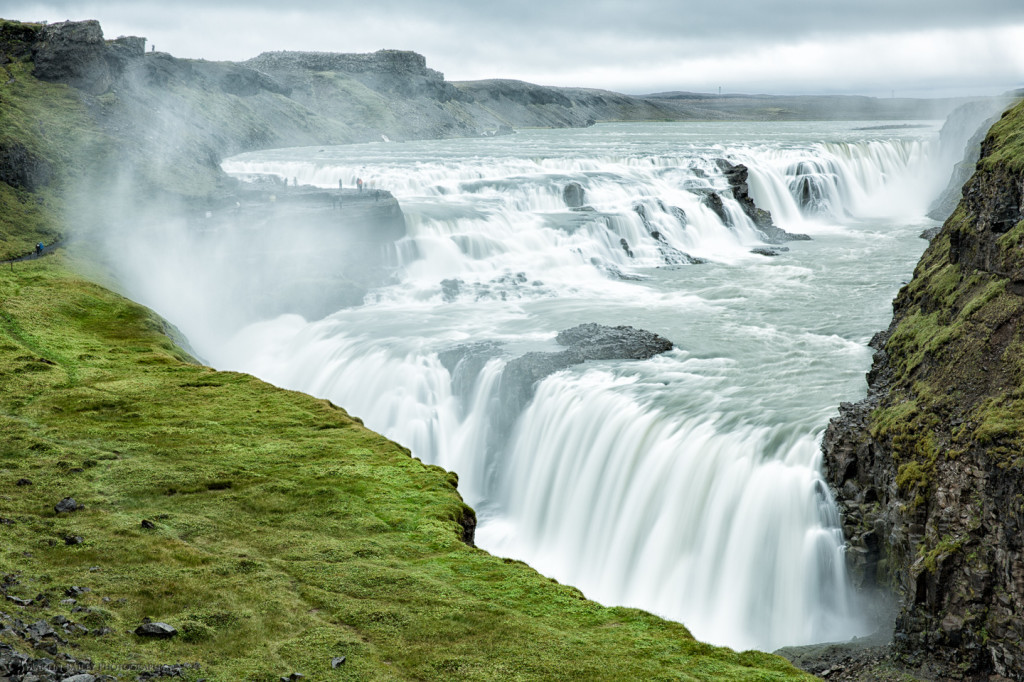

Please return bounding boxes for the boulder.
[498,323,673,419]
[563,182,586,208]
[54,498,82,514]
[555,323,673,361]
[134,622,177,638]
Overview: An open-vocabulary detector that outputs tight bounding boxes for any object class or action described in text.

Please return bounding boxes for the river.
[114,120,958,651]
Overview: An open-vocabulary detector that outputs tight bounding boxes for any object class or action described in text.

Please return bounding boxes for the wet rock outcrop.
[31,20,114,94]
[823,99,1024,680]
[563,181,586,208]
[498,323,673,416]
[717,159,810,243]
[438,324,673,438]
[0,140,52,190]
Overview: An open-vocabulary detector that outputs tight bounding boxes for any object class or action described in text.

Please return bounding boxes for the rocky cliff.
[823,100,1024,680]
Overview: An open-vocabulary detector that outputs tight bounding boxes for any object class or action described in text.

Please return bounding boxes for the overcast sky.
[6,1,1024,97]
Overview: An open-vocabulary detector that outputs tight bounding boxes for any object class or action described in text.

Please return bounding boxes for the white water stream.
[113,121,960,652]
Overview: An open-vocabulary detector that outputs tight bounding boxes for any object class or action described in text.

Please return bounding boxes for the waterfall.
[116,122,947,652]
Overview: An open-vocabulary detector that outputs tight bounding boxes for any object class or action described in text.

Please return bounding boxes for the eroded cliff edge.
[823,99,1024,679]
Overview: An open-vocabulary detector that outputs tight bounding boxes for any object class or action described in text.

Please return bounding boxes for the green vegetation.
[0,22,809,681]
[978,100,1024,173]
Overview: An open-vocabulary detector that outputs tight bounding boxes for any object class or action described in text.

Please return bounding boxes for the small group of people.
[338,178,367,192]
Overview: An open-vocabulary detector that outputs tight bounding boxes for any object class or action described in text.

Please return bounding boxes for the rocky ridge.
[822,100,1024,680]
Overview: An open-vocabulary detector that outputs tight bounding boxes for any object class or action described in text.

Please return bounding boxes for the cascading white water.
[112,121,960,652]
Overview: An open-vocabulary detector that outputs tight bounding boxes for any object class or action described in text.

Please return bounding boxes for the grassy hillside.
[0,18,811,682]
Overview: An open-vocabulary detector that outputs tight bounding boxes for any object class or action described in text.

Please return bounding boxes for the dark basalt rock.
[620,238,634,258]
[32,20,114,95]
[554,323,673,361]
[563,182,586,208]
[632,201,701,265]
[717,159,811,243]
[698,190,731,225]
[822,101,1024,681]
[438,341,504,409]
[498,324,673,418]
[53,498,82,514]
[0,141,52,191]
[927,99,1013,222]
[134,621,177,638]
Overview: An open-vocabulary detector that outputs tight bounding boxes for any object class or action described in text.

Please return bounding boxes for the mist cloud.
[6,0,1024,95]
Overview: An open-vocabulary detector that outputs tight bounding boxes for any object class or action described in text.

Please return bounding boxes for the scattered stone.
[134,622,177,638]
[16,478,32,486]
[0,517,14,525]
[27,620,56,639]
[619,238,634,258]
[65,587,88,597]
[60,599,76,606]
[331,656,346,668]
[6,595,33,607]
[62,674,97,682]
[440,278,462,302]
[64,536,84,546]
[141,519,156,529]
[54,498,82,514]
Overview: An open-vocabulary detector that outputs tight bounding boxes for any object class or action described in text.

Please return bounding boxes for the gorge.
[1,16,1023,682]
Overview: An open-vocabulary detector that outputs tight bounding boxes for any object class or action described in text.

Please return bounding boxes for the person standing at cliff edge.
[357,178,363,192]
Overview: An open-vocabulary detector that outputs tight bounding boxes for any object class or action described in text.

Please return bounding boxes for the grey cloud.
[5,0,1023,95]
